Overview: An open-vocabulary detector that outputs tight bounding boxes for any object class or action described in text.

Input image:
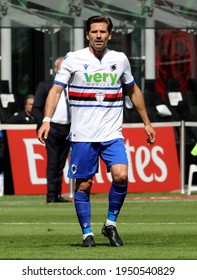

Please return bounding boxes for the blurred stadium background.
[0,0,197,196]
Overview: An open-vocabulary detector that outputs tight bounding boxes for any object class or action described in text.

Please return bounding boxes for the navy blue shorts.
[68,138,128,179]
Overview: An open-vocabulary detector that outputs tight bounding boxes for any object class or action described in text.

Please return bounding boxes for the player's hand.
[37,122,50,144]
[145,124,156,145]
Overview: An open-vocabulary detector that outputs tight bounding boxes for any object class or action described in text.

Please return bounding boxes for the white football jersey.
[54,47,134,142]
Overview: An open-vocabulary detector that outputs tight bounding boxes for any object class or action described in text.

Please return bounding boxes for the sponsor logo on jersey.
[84,72,118,85]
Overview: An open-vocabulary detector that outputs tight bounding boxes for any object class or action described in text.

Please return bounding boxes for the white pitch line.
[1,199,197,206]
[1,222,197,225]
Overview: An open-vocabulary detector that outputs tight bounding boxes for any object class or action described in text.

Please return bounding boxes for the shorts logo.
[71,164,77,174]
[96,91,105,102]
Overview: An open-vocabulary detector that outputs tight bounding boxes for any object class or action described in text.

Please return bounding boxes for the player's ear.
[108,33,112,40]
[86,32,89,40]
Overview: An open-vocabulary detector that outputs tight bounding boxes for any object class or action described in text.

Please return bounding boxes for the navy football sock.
[74,191,92,235]
[107,182,128,222]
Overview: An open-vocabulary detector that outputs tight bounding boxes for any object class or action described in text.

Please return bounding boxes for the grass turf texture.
[0,193,197,260]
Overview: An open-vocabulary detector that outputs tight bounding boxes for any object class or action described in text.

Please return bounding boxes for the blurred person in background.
[6,94,35,124]
[32,57,71,203]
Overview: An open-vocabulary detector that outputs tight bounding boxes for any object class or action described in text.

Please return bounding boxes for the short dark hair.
[24,94,34,105]
[86,15,113,33]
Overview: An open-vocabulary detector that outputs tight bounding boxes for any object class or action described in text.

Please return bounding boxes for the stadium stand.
[187,164,197,195]
[186,79,197,120]
[0,80,19,122]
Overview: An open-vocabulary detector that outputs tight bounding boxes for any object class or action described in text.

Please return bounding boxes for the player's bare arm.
[37,84,63,143]
[127,83,156,144]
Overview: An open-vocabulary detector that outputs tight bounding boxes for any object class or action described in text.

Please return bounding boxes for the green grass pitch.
[0,193,197,260]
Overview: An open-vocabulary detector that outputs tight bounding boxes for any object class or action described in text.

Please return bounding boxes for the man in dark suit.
[6,94,35,124]
[32,57,71,203]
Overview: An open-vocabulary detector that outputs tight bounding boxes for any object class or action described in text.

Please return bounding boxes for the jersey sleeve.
[121,53,135,86]
[54,54,73,87]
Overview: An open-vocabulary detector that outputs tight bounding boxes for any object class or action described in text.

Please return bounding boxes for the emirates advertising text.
[7,126,180,194]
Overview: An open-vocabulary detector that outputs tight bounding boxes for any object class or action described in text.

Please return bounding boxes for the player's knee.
[76,178,93,193]
[113,172,128,184]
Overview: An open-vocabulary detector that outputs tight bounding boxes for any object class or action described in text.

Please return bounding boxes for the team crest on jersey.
[96,91,105,102]
[110,64,117,71]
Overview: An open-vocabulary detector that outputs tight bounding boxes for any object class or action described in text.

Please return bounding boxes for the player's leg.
[107,163,128,225]
[100,139,128,246]
[68,142,99,247]
[75,178,95,247]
